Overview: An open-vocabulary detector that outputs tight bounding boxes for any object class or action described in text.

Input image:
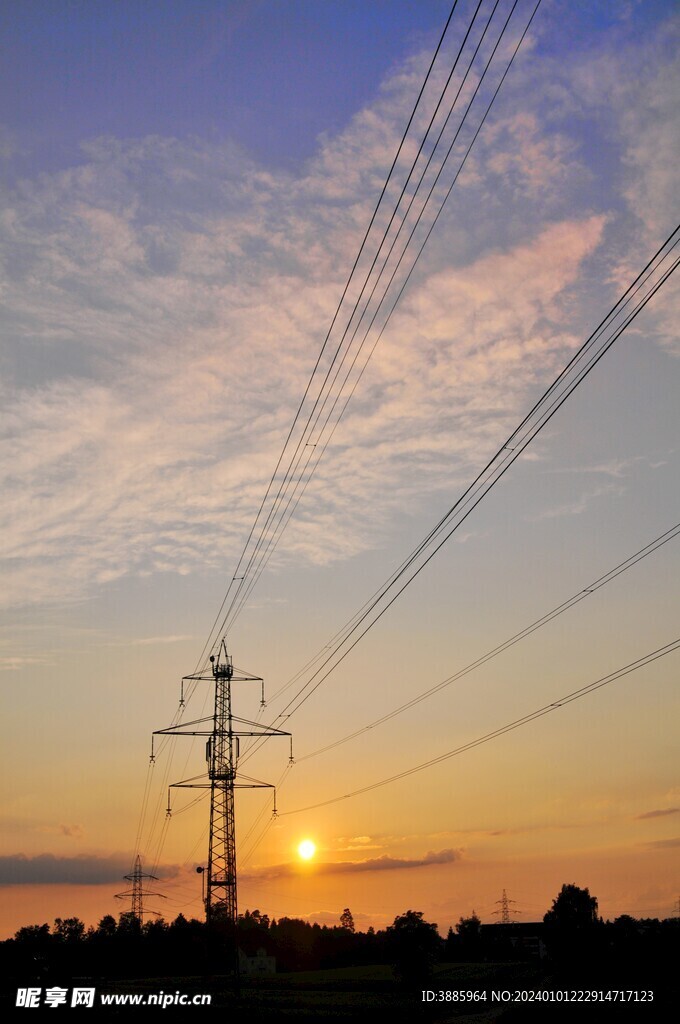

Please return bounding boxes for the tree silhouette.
[95,915,117,938]
[386,910,440,984]
[117,911,141,936]
[543,883,601,967]
[455,912,482,960]
[14,923,51,949]
[53,917,85,943]
[340,908,355,933]
[544,884,598,929]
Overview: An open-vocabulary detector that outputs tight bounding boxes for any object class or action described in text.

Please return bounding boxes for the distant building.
[239,947,276,976]
[480,922,547,960]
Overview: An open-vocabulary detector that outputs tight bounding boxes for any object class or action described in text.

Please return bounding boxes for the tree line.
[2,885,677,984]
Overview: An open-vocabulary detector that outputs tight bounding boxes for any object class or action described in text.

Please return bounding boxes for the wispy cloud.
[1,11,676,610]
[526,483,624,522]
[131,635,193,647]
[244,848,461,881]
[636,808,679,821]
[645,837,680,850]
[553,456,659,479]
[331,835,384,852]
[0,656,46,671]
[37,824,86,840]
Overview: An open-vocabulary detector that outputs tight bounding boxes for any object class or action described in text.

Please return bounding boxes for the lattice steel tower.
[115,855,164,925]
[155,640,291,926]
[494,888,518,925]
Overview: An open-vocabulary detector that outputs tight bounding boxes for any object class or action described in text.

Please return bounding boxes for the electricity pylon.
[115,855,165,925]
[493,888,519,925]
[154,640,291,928]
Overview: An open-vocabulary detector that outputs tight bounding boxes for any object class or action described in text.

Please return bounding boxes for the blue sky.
[2,0,452,173]
[1,0,678,936]
[1,0,674,174]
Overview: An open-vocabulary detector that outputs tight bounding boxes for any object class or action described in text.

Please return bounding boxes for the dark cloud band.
[0,853,177,886]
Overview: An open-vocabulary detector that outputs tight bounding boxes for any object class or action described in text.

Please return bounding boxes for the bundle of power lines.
[134,0,545,876]
[194,0,543,670]
[131,0,679,885]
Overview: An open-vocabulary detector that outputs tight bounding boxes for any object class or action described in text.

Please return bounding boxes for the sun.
[298,839,316,861]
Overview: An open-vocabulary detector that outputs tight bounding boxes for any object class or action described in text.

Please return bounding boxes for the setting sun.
[298,839,316,861]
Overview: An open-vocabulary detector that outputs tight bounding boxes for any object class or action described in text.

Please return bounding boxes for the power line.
[217,0,539,639]
[137,0,540,880]
[229,228,678,860]
[295,521,680,762]
[219,0,534,636]
[278,638,680,816]
[240,226,679,758]
[239,515,679,851]
[208,0,489,645]
[228,0,547,774]
[190,0,465,675]
[134,8,677,887]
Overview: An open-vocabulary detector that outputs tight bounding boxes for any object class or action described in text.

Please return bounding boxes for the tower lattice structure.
[115,855,164,925]
[155,640,290,927]
[494,888,518,925]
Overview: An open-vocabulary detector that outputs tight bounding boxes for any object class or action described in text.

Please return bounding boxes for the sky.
[1,0,679,940]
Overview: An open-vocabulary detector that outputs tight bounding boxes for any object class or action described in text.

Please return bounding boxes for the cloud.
[555,456,657,479]
[637,808,679,821]
[131,635,192,646]
[243,848,461,881]
[1,11,676,610]
[526,483,624,522]
[645,837,680,850]
[481,112,580,199]
[617,24,680,238]
[59,824,85,840]
[0,853,178,886]
[0,150,606,609]
[332,835,384,852]
[0,656,46,671]
[37,824,86,840]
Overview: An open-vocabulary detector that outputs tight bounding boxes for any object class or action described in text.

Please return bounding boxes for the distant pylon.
[493,888,519,925]
[155,640,291,930]
[115,855,164,925]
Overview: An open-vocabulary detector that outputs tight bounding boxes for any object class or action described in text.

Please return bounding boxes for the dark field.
[80,961,673,1021]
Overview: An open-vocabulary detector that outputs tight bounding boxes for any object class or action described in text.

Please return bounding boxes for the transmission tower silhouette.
[155,640,291,928]
[115,855,164,925]
[493,888,519,925]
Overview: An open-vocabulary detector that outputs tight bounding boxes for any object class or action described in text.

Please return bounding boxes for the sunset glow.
[298,840,316,862]
[0,0,678,948]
